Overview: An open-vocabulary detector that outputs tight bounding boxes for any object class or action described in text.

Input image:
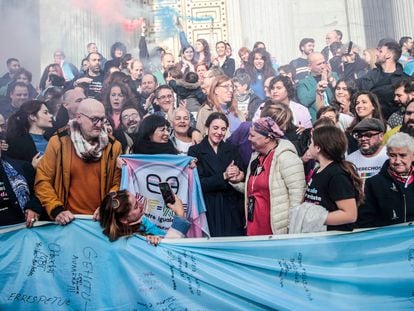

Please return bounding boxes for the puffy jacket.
[245,139,306,234]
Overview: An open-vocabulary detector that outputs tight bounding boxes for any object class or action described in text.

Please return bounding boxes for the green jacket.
[296,73,339,121]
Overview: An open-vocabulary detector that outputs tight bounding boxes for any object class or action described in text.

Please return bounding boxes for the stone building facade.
[0,0,413,85]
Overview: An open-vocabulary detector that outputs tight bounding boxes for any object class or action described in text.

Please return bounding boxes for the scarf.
[388,165,414,188]
[235,91,251,103]
[2,160,30,211]
[69,120,109,162]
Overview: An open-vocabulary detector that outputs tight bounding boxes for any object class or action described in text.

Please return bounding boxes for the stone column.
[226,0,243,67]
[391,0,414,38]
[236,0,296,64]
[344,0,367,49]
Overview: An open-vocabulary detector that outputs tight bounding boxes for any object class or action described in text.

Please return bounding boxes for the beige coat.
[245,139,306,234]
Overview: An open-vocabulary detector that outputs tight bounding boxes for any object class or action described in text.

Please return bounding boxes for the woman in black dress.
[188,112,245,237]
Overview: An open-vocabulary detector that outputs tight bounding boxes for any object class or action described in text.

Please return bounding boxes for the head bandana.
[252,117,284,140]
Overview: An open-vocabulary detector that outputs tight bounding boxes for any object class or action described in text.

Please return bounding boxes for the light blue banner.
[1,220,414,310]
[120,154,209,237]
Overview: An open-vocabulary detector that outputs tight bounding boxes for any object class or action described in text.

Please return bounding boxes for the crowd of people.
[0,23,413,243]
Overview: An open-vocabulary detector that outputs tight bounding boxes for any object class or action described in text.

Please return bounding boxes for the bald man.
[322,30,342,61]
[128,59,144,99]
[44,87,87,139]
[35,98,121,225]
[296,52,339,121]
[63,87,87,119]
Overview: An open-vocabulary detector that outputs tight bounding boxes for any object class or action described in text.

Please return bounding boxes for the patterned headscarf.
[252,117,284,140]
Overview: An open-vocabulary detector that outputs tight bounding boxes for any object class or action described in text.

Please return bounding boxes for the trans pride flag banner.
[0,221,414,310]
[120,154,209,237]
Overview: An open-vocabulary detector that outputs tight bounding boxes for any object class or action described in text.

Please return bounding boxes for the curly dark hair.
[269,75,295,100]
[334,79,358,101]
[110,42,127,59]
[245,48,276,82]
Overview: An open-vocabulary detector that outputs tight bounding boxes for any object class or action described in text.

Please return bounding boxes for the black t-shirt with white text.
[304,162,356,231]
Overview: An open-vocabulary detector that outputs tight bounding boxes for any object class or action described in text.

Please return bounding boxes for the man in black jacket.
[0,81,28,119]
[357,39,410,119]
[357,132,414,228]
[0,58,20,88]
[73,52,104,100]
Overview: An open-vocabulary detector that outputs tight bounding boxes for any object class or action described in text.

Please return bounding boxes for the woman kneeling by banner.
[99,190,190,245]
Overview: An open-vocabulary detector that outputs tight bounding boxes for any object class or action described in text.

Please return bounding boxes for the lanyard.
[250,148,275,194]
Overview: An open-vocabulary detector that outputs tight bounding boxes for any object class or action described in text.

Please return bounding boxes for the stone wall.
[1,0,413,86]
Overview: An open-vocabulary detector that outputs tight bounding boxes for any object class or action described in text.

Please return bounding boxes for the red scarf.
[387,165,414,187]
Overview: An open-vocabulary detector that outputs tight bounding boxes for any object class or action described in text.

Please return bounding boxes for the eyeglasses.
[121,113,139,121]
[79,112,106,125]
[353,131,381,139]
[218,84,234,91]
[157,94,173,100]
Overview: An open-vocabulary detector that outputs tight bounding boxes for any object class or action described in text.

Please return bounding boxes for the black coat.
[246,92,263,121]
[113,129,129,154]
[6,133,38,163]
[188,137,245,237]
[221,57,236,78]
[356,63,410,119]
[357,160,414,228]
[132,138,178,155]
[44,106,69,140]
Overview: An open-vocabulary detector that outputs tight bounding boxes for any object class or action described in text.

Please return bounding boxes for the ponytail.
[339,160,364,206]
[6,100,45,141]
[313,126,364,206]
[99,190,135,241]
[6,111,29,141]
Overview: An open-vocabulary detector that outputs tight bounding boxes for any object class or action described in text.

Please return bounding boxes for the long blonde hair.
[208,74,240,117]
[363,48,377,69]
[260,100,294,131]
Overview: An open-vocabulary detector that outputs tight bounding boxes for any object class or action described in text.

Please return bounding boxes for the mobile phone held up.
[158,182,176,205]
